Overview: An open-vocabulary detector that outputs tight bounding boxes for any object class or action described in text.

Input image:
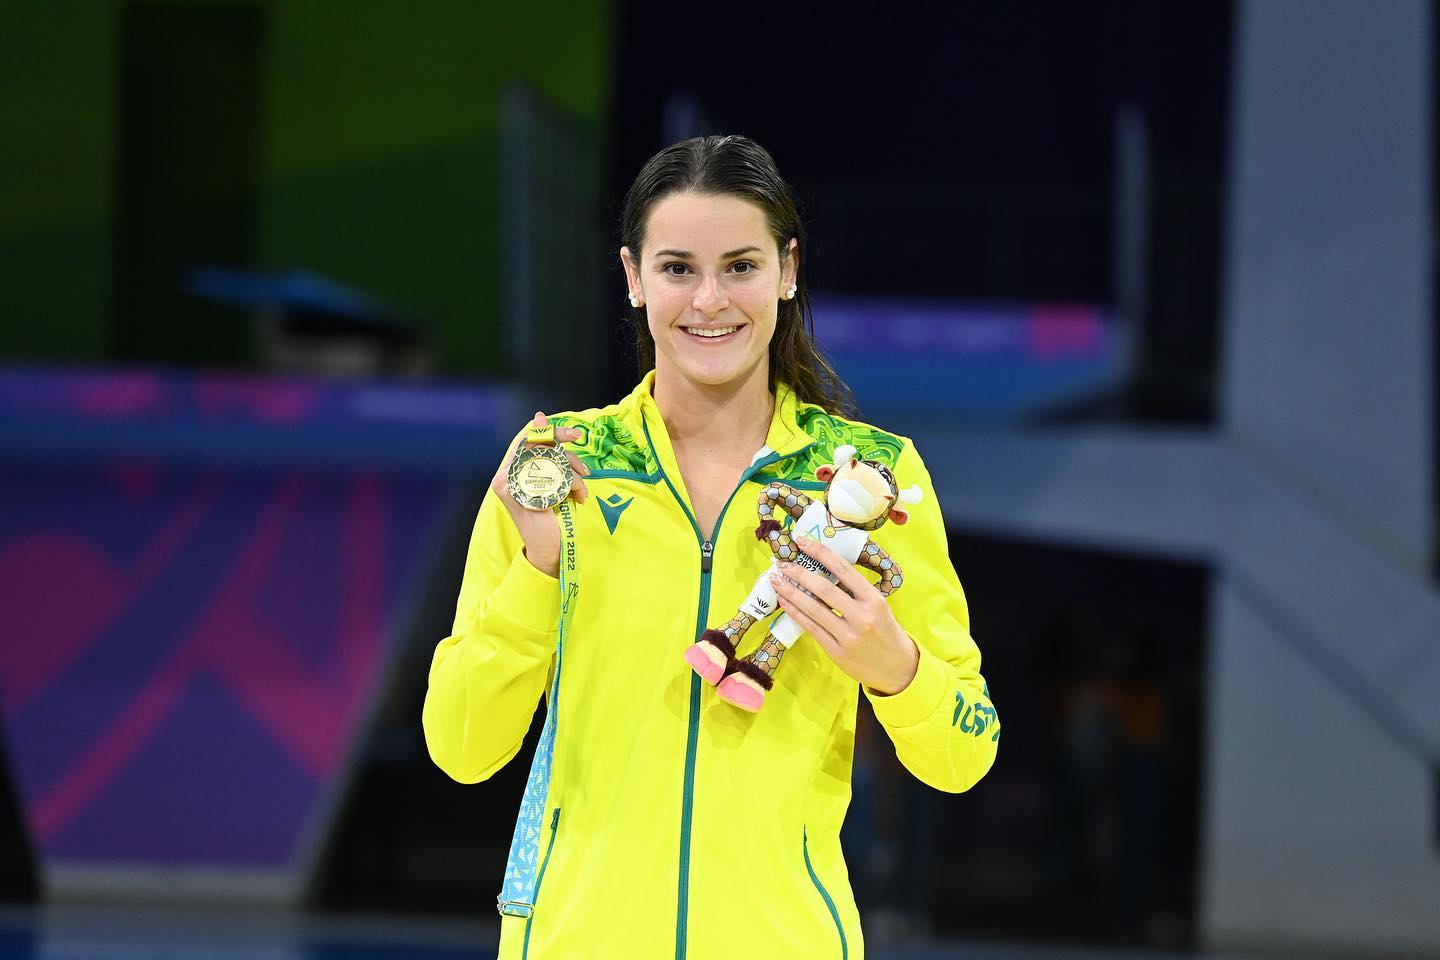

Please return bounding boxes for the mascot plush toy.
[684,444,923,712]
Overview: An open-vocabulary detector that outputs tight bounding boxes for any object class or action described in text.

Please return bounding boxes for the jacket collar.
[626,369,816,493]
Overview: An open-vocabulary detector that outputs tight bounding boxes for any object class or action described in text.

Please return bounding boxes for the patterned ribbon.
[496,498,579,918]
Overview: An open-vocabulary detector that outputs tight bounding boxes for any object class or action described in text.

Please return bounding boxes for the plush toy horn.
[898,484,923,504]
[832,444,857,466]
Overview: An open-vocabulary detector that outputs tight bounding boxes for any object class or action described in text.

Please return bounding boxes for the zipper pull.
[700,539,714,572]
[551,808,561,829]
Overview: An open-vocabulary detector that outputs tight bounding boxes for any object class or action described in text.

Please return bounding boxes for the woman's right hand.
[491,411,590,578]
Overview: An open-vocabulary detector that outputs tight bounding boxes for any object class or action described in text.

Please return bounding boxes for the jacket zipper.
[520,807,562,960]
[643,418,813,960]
[803,829,848,960]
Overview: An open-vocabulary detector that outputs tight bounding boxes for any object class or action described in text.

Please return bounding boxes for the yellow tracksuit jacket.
[422,369,1000,959]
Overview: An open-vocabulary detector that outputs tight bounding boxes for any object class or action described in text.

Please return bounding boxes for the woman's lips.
[681,324,743,343]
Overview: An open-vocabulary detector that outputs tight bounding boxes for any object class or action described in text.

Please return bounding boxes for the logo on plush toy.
[682,444,923,713]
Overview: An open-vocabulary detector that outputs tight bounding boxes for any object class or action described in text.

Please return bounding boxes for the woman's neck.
[652,361,774,456]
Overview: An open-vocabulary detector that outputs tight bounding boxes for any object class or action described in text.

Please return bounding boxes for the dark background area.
[115,4,266,368]
[0,730,38,904]
[607,0,1232,422]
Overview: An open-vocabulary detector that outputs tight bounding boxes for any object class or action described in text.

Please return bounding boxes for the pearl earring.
[630,294,642,308]
[783,285,797,300]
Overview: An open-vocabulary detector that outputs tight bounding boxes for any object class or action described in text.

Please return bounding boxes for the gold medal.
[506,437,574,511]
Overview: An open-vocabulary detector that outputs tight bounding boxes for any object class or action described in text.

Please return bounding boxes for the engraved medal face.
[506,444,574,510]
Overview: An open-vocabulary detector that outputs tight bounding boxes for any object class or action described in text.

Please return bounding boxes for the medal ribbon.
[496,497,579,918]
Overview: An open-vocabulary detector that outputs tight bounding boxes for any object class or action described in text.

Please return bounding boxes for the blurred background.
[0,1,1436,958]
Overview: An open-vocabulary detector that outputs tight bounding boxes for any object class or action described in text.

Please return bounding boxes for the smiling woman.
[421,135,1000,960]
[620,190,796,481]
[618,137,853,424]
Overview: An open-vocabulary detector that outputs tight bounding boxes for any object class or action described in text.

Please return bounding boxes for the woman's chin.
[683,368,743,388]
[672,356,763,389]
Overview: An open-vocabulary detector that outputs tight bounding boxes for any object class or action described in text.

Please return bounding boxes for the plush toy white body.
[737,499,869,648]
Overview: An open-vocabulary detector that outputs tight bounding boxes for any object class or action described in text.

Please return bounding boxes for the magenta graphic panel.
[0,461,450,867]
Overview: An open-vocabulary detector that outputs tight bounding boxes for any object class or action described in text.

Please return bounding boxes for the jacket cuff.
[864,642,950,729]
[488,547,561,645]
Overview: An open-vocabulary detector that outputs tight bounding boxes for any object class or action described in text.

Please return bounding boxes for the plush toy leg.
[716,636,783,712]
[716,614,802,712]
[686,564,779,685]
[686,611,758,685]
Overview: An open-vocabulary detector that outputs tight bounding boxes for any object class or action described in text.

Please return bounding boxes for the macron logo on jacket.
[598,493,634,534]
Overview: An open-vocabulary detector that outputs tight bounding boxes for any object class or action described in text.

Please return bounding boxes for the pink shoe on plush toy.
[716,672,767,713]
[685,629,735,685]
[684,643,727,685]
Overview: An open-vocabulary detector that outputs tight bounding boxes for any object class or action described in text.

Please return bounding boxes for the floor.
[0,904,1339,960]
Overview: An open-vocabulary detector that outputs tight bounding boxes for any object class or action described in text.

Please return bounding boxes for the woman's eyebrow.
[653,245,763,260]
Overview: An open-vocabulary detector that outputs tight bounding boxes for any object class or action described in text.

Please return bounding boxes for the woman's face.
[621,191,797,391]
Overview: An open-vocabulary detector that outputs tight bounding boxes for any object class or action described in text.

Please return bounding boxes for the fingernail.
[794,534,811,545]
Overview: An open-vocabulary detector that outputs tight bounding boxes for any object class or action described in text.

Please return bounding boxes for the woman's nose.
[693,274,728,316]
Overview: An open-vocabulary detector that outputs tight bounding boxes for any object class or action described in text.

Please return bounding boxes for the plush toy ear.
[815,464,836,482]
[832,444,857,467]
[887,507,910,525]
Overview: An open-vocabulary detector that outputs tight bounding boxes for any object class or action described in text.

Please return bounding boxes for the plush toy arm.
[856,540,904,597]
[755,482,811,532]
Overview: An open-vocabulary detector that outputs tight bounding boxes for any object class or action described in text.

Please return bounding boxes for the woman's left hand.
[769,534,919,695]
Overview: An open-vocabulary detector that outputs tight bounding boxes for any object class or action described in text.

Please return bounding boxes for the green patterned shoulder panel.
[548,412,657,478]
[758,405,907,487]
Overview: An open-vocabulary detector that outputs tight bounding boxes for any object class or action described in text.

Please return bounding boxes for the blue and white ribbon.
[497,498,579,918]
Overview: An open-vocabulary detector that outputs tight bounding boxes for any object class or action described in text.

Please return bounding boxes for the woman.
[422,135,999,959]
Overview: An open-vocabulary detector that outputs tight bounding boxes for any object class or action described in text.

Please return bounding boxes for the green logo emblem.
[598,493,634,534]
[953,690,999,739]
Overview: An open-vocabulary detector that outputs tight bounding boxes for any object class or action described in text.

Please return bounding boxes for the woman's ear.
[620,246,642,301]
[782,237,799,292]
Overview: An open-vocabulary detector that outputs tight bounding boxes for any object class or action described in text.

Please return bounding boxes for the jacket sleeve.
[862,437,1000,793]
[421,474,561,784]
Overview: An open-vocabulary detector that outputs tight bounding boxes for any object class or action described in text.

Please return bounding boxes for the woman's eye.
[662,261,756,277]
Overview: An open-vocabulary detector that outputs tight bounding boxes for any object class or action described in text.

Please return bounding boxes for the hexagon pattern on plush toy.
[686,449,923,714]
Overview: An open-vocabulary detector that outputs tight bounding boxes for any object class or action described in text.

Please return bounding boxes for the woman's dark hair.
[620,135,857,419]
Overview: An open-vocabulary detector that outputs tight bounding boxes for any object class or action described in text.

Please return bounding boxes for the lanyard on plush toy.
[497,448,580,919]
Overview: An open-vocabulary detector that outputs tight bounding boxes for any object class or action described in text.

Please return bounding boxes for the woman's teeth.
[685,326,739,339]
